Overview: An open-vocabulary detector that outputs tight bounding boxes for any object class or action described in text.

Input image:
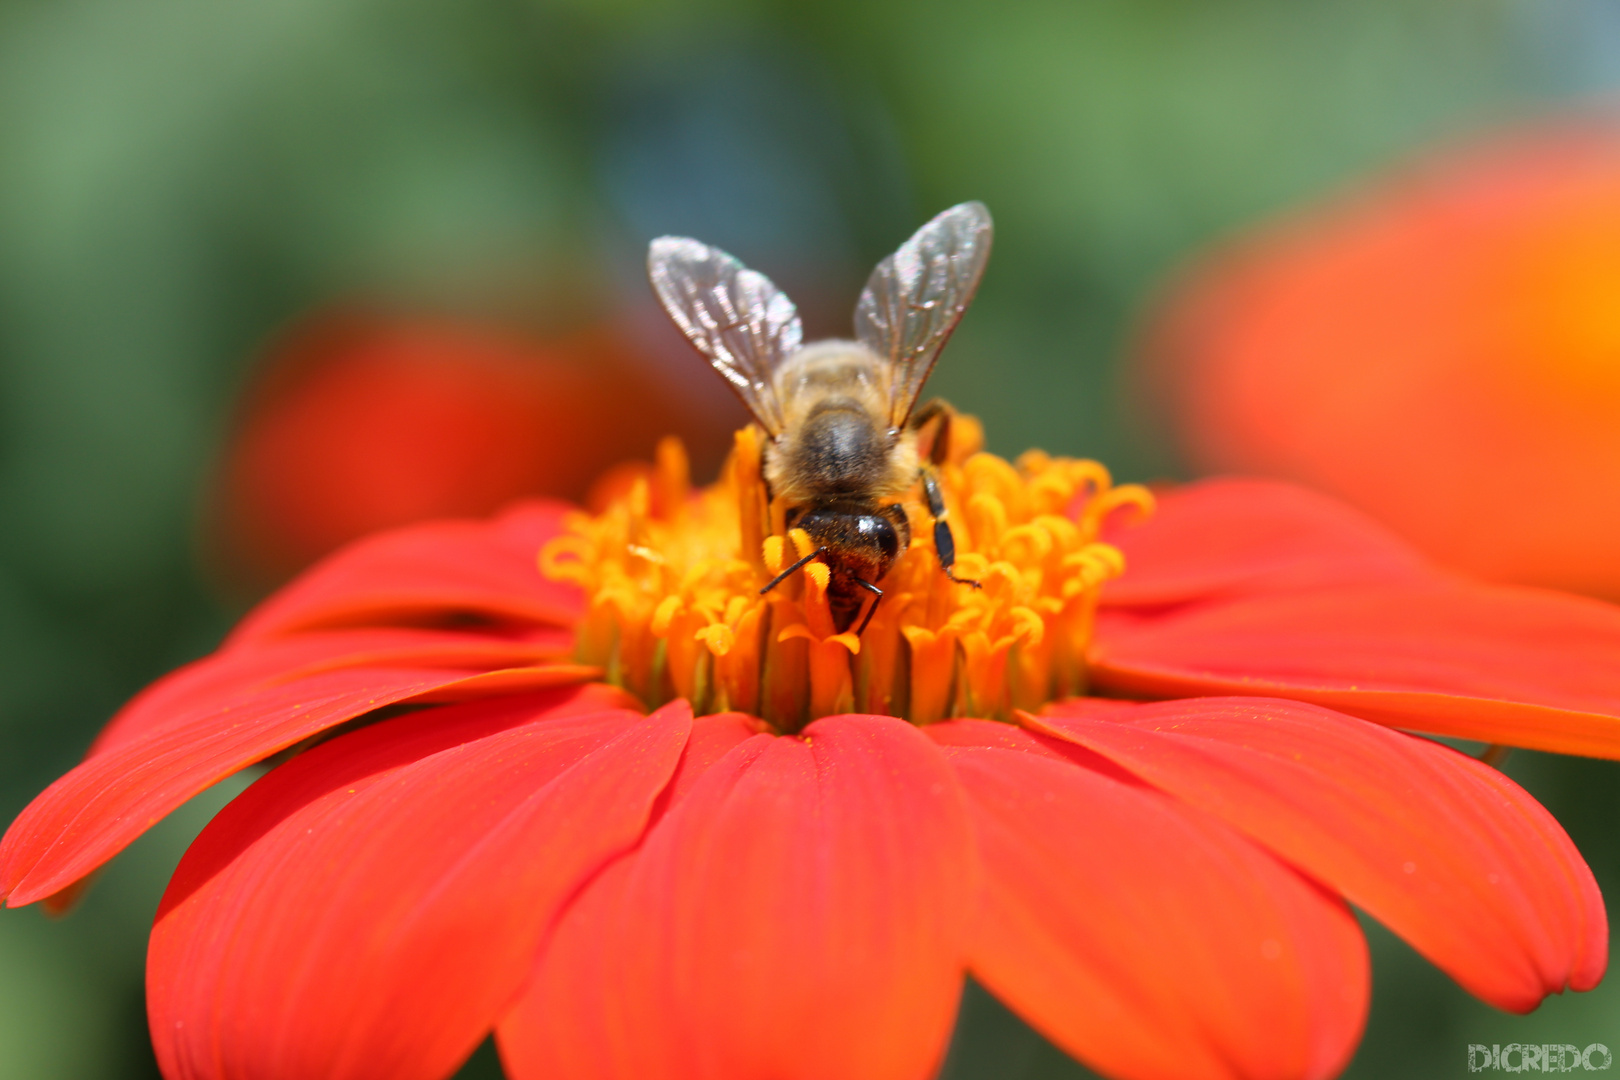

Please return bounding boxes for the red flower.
[209,309,733,589]
[1139,120,1620,600]
[2,423,1614,1080]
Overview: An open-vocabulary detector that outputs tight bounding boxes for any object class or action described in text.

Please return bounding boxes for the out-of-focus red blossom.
[3,420,1617,1080]
[211,310,730,588]
[1140,120,1620,600]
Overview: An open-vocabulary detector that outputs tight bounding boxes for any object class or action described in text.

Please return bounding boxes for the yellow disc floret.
[540,419,1153,733]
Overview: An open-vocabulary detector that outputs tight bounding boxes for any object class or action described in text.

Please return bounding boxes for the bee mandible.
[648,202,993,635]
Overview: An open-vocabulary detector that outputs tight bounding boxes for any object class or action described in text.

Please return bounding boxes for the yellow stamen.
[541,424,1152,733]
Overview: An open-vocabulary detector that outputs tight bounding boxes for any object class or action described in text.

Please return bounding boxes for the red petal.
[1034,697,1607,1011]
[657,712,768,807]
[227,500,582,643]
[1093,577,1620,757]
[0,670,614,907]
[498,714,977,1080]
[1097,478,1620,756]
[947,742,1368,1080]
[926,717,1064,754]
[925,718,1152,786]
[148,697,689,1080]
[91,627,575,755]
[1102,477,1428,609]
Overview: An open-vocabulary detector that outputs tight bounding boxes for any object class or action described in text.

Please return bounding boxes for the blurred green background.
[2,0,1618,1076]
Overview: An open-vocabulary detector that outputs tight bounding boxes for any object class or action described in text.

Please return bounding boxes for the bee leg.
[908,398,954,466]
[758,547,826,596]
[853,578,883,636]
[909,398,947,429]
[922,468,981,589]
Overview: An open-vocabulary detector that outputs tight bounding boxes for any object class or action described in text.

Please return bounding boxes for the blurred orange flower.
[210,310,730,589]
[1139,120,1620,599]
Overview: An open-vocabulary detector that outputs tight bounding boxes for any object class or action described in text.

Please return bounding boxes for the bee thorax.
[765,402,919,503]
[793,403,888,494]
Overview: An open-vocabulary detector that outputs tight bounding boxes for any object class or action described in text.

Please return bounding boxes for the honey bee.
[648,201,993,634]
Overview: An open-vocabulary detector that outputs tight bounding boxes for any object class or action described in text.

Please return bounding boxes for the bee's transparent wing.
[648,237,801,437]
[855,202,993,429]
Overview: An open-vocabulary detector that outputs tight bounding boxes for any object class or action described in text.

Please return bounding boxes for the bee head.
[791,506,906,586]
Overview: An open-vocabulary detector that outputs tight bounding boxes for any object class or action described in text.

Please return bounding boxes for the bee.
[648,201,993,634]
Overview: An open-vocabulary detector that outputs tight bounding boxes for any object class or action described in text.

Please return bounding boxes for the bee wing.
[855,202,993,429]
[648,236,802,437]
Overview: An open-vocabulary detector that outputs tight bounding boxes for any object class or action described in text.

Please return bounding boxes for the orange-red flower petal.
[1,499,602,907]
[147,696,689,1080]
[90,626,574,755]
[1098,478,1620,757]
[1035,697,1607,1012]
[0,668,617,907]
[938,728,1368,1080]
[227,500,582,644]
[1100,477,1428,608]
[498,714,977,1080]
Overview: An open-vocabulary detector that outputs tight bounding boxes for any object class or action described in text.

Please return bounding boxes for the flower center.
[540,418,1152,733]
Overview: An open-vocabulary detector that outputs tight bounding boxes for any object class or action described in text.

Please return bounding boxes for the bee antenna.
[759,547,825,596]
